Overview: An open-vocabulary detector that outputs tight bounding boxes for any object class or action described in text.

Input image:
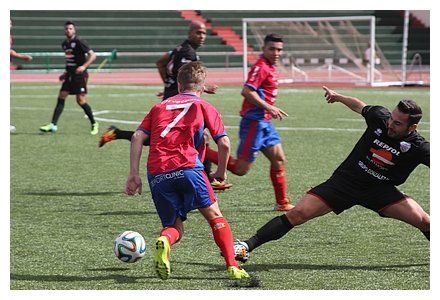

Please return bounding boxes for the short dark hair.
[264,33,283,44]
[397,99,423,124]
[65,20,75,27]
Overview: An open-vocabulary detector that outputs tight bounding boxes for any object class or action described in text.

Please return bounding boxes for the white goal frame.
[242,16,391,86]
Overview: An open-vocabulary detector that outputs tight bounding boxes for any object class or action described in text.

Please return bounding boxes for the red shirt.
[240,55,279,121]
[138,93,227,175]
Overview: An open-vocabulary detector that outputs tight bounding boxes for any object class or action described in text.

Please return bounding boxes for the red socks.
[160,226,181,246]
[205,147,239,175]
[209,217,238,267]
[270,165,289,205]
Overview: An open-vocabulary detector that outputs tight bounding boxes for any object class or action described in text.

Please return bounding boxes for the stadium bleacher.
[10,10,429,71]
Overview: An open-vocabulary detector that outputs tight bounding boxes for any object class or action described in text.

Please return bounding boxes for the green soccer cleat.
[91,122,99,135]
[39,123,57,133]
[154,236,171,280]
[227,266,250,280]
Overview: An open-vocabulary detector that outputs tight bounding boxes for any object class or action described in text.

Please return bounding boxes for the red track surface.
[10,68,430,88]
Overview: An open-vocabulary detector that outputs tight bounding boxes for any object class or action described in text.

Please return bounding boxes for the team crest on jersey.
[400,141,411,153]
[374,128,382,136]
[71,42,76,48]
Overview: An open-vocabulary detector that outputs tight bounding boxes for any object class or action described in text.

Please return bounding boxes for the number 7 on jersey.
[160,103,193,138]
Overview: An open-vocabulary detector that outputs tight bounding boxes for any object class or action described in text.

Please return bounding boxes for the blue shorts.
[147,168,216,227]
[237,118,281,162]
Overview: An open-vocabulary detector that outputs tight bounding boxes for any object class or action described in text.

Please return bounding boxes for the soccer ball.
[114,231,146,263]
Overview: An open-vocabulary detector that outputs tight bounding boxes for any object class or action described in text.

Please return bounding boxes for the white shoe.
[234,240,250,263]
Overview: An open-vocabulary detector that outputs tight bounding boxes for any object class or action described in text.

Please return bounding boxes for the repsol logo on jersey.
[373,139,400,156]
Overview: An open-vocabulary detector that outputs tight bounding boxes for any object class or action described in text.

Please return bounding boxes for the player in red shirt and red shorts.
[124,61,249,281]
[205,33,293,211]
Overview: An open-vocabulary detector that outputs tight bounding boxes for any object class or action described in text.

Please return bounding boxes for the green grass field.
[10,83,430,290]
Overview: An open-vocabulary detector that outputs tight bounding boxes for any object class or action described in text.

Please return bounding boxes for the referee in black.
[40,21,98,135]
[234,86,430,262]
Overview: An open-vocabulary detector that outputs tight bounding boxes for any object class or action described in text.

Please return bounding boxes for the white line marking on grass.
[93,117,140,125]
[336,118,429,125]
[11,93,152,99]
[93,110,111,115]
[10,106,430,133]
[222,126,431,133]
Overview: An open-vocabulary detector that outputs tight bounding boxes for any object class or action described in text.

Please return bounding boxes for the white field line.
[11,85,430,96]
[336,118,429,125]
[11,106,430,133]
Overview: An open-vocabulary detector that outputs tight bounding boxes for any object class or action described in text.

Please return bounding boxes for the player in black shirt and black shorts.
[98,21,228,190]
[40,21,99,135]
[233,86,430,263]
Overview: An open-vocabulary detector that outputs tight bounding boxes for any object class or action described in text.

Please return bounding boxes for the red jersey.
[138,93,227,175]
[240,55,279,121]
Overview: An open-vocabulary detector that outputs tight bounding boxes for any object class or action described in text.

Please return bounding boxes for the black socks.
[51,98,65,125]
[245,214,294,252]
[80,103,95,125]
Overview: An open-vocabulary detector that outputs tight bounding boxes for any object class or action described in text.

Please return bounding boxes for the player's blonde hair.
[177,61,206,92]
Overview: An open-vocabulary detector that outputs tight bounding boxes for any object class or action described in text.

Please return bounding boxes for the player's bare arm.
[76,50,96,74]
[10,49,32,62]
[241,86,288,120]
[125,130,148,195]
[156,52,171,83]
[322,86,366,114]
[210,135,230,182]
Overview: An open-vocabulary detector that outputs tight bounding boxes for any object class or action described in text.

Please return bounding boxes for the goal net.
[242,16,404,86]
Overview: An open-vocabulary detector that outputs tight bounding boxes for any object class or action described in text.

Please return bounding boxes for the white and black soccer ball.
[114,230,146,263]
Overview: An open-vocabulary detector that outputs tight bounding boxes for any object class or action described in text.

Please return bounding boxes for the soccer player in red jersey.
[124,61,249,280]
[99,21,228,190]
[205,33,293,211]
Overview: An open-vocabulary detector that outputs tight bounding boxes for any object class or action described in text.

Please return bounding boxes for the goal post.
[242,16,404,86]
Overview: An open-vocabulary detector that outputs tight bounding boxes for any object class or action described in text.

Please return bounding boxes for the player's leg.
[198,201,249,279]
[76,93,99,135]
[261,143,292,211]
[205,118,260,176]
[73,74,99,135]
[202,129,232,190]
[99,126,150,147]
[234,192,332,263]
[205,147,252,175]
[154,217,184,280]
[379,197,430,240]
[40,90,68,133]
[247,193,332,251]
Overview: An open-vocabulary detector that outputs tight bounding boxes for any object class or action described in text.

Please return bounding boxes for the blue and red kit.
[237,55,282,162]
[137,92,227,226]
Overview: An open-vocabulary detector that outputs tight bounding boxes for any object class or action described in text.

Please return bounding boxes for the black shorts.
[61,72,88,95]
[307,174,408,215]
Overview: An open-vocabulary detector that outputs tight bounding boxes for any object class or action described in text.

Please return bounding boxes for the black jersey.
[163,39,199,99]
[334,105,429,186]
[62,36,92,73]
